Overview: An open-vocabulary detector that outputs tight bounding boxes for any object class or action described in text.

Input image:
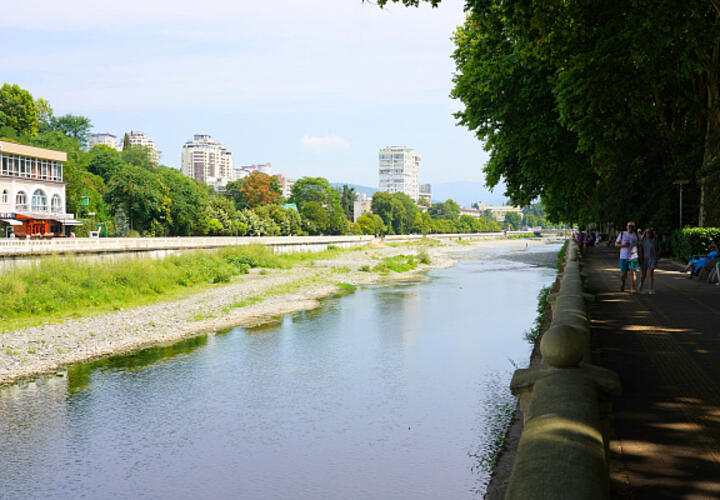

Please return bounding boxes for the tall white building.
[88,133,121,151]
[123,130,159,164]
[378,146,420,201]
[181,134,234,189]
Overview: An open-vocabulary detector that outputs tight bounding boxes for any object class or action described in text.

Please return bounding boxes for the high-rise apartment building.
[378,146,420,201]
[123,130,159,164]
[88,133,121,151]
[181,134,234,189]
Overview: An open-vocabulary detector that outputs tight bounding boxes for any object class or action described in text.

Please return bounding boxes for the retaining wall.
[504,240,621,499]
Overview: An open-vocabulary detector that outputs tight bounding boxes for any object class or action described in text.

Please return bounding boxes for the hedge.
[665,227,720,260]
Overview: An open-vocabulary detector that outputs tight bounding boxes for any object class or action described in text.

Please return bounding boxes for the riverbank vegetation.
[0,245,354,331]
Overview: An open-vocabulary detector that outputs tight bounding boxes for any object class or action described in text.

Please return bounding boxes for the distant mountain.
[331,183,378,198]
[431,181,507,207]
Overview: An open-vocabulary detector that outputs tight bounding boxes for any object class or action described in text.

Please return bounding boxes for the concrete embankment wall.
[0,232,562,274]
[504,240,621,499]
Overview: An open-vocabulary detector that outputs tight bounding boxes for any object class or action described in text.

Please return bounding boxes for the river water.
[0,243,560,499]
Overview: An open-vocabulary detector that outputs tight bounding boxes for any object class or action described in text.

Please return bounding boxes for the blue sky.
[2,0,497,191]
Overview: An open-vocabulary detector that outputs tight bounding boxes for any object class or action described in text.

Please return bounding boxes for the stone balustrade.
[504,239,621,499]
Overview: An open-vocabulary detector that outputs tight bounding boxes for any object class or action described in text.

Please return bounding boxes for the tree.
[122,145,156,169]
[428,199,460,220]
[35,98,53,127]
[291,177,349,235]
[122,133,130,151]
[371,192,396,233]
[301,201,329,235]
[158,166,210,236]
[340,185,357,220]
[105,165,170,234]
[41,114,92,148]
[504,212,522,231]
[0,83,39,136]
[240,171,282,208]
[114,207,130,237]
[88,145,125,181]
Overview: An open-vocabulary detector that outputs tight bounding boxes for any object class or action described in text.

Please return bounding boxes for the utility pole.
[673,180,689,228]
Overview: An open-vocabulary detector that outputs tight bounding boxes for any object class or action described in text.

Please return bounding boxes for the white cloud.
[301,135,351,154]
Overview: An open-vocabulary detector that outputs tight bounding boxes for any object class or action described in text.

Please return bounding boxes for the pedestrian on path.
[640,227,657,294]
[615,221,640,293]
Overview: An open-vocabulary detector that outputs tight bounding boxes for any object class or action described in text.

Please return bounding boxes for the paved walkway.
[585,246,720,499]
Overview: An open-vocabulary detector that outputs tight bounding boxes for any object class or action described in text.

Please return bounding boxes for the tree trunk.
[700,44,720,227]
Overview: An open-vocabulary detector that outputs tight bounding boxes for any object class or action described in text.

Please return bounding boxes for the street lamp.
[673,180,689,228]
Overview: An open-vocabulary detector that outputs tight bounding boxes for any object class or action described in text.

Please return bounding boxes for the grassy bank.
[0,245,352,331]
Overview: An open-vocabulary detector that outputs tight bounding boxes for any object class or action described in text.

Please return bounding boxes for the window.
[16,190,27,210]
[31,189,47,212]
[1,189,7,203]
[51,194,62,213]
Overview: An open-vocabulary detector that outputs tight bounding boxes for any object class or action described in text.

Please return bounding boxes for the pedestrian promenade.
[585,246,720,499]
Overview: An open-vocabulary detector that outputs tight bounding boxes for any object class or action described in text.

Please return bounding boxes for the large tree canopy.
[379,0,720,231]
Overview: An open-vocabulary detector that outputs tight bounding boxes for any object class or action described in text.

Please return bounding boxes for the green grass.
[334,282,357,297]
[524,285,553,344]
[383,255,417,273]
[0,244,357,331]
[556,240,569,270]
[417,249,432,265]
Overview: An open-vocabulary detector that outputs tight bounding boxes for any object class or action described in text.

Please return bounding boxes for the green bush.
[666,227,720,260]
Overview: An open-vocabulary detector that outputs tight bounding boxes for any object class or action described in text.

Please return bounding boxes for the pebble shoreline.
[0,238,550,386]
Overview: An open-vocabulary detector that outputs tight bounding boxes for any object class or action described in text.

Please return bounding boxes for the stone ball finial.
[540,324,586,367]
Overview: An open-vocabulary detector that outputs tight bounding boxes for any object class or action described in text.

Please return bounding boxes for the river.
[0,243,560,499]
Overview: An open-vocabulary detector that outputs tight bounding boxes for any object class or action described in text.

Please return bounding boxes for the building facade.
[0,140,80,237]
[419,184,432,205]
[353,196,373,222]
[473,202,523,222]
[378,146,420,201]
[88,133,121,151]
[276,174,296,199]
[181,134,234,189]
[233,163,272,180]
[124,130,159,164]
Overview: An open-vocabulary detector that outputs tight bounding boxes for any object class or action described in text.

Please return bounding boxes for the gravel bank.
[0,238,552,385]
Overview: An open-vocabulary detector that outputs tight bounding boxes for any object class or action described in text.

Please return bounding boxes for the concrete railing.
[505,240,621,499]
[0,231,565,257]
[0,235,375,257]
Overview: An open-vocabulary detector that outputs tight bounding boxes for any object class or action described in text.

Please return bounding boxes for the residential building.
[233,163,272,180]
[276,174,296,199]
[378,146,420,201]
[181,134,234,189]
[473,202,523,222]
[419,184,432,205]
[124,130,159,165]
[0,140,81,237]
[353,195,373,222]
[88,133,121,151]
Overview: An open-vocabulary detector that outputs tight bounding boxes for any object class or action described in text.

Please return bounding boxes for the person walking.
[640,227,658,294]
[615,221,640,293]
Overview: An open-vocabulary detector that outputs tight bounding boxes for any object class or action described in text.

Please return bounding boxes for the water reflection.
[0,243,560,500]
[66,335,209,393]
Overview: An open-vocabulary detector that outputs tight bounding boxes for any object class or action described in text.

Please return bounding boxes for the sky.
[2,0,497,192]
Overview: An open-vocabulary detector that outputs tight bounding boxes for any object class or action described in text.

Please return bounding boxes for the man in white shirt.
[615,221,640,293]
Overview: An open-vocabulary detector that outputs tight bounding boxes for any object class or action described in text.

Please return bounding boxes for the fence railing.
[505,239,621,499]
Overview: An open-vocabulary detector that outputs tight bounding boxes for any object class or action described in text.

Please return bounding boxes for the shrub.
[666,227,720,260]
